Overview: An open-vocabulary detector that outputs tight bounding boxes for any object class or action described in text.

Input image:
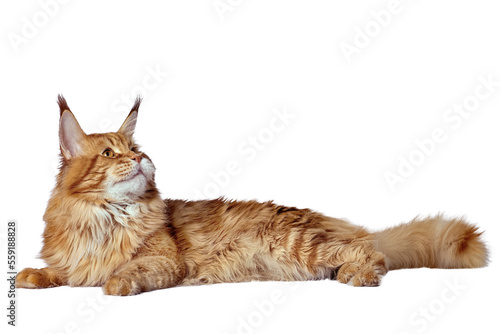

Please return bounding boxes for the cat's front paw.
[16,268,52,289]
[103,275,141,296]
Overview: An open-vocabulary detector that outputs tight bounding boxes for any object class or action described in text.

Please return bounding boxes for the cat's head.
[56,95,158,202]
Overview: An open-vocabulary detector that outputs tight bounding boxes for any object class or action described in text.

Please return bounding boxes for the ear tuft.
[57,94,70,116]
[131,96,142,112]
[118,96,142,137]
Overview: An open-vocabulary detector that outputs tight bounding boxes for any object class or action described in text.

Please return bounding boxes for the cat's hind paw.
[336,262,386,287]
[348,267,384,287]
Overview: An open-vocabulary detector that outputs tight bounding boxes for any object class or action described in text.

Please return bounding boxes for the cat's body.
[16,96,489,295]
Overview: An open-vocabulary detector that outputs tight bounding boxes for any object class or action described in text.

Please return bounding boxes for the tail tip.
[445,220,489,268]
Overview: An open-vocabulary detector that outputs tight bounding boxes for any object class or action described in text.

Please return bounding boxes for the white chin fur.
[106,158,155,200]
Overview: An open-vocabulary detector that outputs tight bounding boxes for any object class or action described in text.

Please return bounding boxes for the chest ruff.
[41,197,166,286]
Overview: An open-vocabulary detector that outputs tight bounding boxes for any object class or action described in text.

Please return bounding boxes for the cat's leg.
[103,255,185,296]
[289,217,388,286]
[309,241,387,287]
[275,212,388,286]
[284,228,387,286]
[16,267,67,289]
[317,220,388,286]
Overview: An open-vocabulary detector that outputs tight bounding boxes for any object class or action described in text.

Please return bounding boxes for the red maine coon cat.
[15,96,489,296]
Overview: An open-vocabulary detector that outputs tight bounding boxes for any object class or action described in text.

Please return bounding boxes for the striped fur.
[16,96,489,295]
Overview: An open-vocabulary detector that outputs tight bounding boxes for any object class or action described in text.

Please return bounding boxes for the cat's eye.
[102,148,115,158]
[131,146,139,153]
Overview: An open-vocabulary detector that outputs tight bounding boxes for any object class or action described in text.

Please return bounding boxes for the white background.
[1,0,499,333]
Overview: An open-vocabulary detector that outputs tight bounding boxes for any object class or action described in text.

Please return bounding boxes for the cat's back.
[164,197,279,239]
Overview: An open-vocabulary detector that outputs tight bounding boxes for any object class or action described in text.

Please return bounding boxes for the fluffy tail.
[373,215,488,270]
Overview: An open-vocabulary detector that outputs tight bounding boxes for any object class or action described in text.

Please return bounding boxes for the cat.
[15,95,489,296]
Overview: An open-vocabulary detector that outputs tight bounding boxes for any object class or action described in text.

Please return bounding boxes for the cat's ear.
[118,97,142,137]
[58,95,86,160]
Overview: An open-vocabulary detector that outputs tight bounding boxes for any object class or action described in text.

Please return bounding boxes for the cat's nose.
[131,155,142,164]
